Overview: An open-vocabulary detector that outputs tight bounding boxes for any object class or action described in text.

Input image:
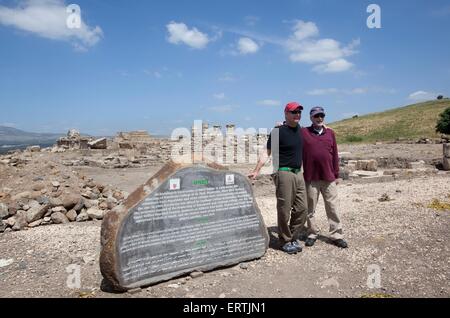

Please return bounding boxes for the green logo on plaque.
[192,179,208,185]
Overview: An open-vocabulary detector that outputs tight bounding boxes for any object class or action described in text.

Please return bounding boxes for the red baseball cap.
[284,102,304,112]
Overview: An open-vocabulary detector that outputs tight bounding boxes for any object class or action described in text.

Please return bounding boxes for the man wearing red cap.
[249,102,308,254]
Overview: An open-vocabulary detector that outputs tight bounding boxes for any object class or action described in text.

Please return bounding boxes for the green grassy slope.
[329,99,450,143]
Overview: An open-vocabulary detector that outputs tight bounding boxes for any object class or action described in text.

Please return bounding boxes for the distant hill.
[0,126,63,149]
[329,99,450,143]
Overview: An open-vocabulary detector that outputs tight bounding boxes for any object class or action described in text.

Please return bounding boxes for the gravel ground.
[1,173,448,298]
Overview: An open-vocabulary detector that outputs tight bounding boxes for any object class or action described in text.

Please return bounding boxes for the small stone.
[239,263,249,270]
[127,288,142,294]
[66,210,77,222]
[99,202,108,210]
[0,259,14,268]
[28,219,43,228]
[86,207,104,220]
[51,181,60,188]
[167,284,180,289]
[76,212,89,222]
[0,203,8,219]
[190,271,204,279]
[52,206,67,213]
[4,217,16,227]
[18,260,27,270]
[32,183,45,192]
[51,212,69,224]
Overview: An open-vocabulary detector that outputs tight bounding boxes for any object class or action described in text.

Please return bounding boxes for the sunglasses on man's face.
[289,110,302,115]
[313,114,325,118]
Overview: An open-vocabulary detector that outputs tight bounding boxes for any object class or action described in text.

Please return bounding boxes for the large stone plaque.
[100,161,269,291]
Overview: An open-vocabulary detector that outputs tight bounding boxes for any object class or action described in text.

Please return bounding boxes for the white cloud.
[313,59,354,73]
[291,20,319,41]
[307,88,339,96]
[153,71,162,79]
[408,90,439,101]
[257,100,281,107]
[306,87,384,96]
[285,20,359,73]
[213,93,225,99]
[218,73,236,82]
[166,21,209,49]
[0,0,102,50]
[208,105,235,113]
[237,37,259,55]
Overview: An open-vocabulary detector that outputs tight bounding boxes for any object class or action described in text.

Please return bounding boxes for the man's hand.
[248,171,259,181]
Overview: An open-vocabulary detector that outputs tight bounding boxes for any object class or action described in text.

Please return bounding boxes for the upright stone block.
[100,161,268,291]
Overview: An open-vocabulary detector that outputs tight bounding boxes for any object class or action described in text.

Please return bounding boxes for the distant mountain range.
[0,126,64,151]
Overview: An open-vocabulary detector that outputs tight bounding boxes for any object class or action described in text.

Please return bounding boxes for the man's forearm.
[252,149,271,174]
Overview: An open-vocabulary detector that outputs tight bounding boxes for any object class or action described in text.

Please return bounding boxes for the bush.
[437,95,444,100]
[345,135,364,142]
[436,107,450,135]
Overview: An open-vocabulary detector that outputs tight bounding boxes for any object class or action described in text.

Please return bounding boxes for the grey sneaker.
[291,240,303,252]
[281,242,299,254]
[305,238,316,247]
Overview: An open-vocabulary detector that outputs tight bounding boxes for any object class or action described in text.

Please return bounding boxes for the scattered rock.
[378,193,393,202]
[61,194,81,210]
[167,284,180,289]
[32,183,45,192]
[11,191,31,201]
[28,219,43,228]
[51,212,69,224]
[76,211,89,222]
[26,203,50,223]
[190,271,204,279]
[127,288,142,294]
[0,203,8,219]
[52,206,67,214]
[407,161,426,169]
[0,259,14,268]
[239,263,249,270]
[66,210,78,222]
[12,211,28,231]
[86,207,104,220]
[4,217,16,227]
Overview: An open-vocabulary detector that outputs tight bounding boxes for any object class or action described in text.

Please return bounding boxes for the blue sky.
[1,0,449,136]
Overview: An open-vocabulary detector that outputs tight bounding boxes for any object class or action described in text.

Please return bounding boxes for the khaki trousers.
[273,171,308,244]
[305,181,343,240]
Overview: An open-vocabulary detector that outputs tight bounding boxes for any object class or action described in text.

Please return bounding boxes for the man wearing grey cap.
[301,106,348,248]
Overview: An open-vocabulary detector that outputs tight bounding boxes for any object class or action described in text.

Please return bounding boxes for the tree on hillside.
[437,95,444,100]
[436,107,450,135]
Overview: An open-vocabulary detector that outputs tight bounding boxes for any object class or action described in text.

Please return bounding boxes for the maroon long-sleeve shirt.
[302,126,339,182]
